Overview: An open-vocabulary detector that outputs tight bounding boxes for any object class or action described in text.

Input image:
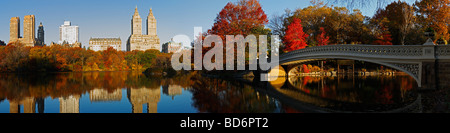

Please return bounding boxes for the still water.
[0,72,419,113]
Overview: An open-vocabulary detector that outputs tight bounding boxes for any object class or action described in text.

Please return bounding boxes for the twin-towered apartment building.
[89,7,161,52]
[9,15,38,47]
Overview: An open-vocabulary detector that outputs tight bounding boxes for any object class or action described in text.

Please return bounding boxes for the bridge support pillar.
[436,61,450,90]
[420,61,437,90]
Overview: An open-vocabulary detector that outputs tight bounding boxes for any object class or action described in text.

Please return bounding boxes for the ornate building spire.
[147,7,157,36]
[149,8,153,16]
[132,6,142,35]
[133,6,140,18]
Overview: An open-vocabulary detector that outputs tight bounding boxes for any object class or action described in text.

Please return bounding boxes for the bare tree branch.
[268,9,291,37]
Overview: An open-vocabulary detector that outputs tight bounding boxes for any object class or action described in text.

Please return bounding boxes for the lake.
[0,71,420,113]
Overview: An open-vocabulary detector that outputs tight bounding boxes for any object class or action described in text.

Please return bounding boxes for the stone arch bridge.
[267,42,450,89]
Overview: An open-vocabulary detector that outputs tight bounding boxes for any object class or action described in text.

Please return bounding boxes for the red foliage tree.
[201,0,269,66]
[373,27,393,45]
[284,18,309,52]
[208,0,268,38]
[316,27,330,46]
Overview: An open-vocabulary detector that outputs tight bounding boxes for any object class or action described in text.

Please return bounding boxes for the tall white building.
[59,21,79,44]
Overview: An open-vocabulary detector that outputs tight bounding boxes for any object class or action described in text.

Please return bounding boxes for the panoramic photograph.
[0,0,449,128]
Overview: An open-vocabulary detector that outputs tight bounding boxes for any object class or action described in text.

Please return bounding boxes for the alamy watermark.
[170,27,280,81]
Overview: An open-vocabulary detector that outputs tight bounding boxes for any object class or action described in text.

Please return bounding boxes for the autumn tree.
[328,7,351,44]
[0,42,169,72]
[316,27,330,46]
[204,0,270,67]
[208,0,268,37]
[140,49,157,69]
[373,24,393,45]
[1,41,31,71]
[29,46,50,71]
[283,18,309,52]
[388,1,414,45]
[374,1,415,45]
[288,2,371,45]
[289,1,331,44]
[372,12,393,46]
[415,0,450,43]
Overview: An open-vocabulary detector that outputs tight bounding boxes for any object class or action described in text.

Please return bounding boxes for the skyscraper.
[37,22,44,46]
[23,15,35,46]
[59,21,79,44]
[9,17,20,43]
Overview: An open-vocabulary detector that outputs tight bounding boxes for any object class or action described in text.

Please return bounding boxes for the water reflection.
[90,89,122,102]
[271,74,420,112]
[9,97,36,113]
[189,76,280,113]
[0,71,420,113]
[0,72,194,113]
[127,87,160,113]
[60,95,80,113]
[162,85,183,100]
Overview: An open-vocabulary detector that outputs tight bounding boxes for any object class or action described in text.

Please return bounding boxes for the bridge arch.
[280,56,421,87]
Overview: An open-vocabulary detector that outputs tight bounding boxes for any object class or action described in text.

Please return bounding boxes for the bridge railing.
[282,44,423,57]
[279,44,445,61]
[436,45,450,59]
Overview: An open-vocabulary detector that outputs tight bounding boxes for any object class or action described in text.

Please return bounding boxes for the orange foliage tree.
[415,0,450,42]
[0,42,170,72]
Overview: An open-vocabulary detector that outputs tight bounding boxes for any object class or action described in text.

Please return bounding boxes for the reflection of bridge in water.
[244,75,423,113]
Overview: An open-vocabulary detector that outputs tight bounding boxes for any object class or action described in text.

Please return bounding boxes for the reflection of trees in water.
[189,76,278,113]
[287,75,416,105]
[0,72,195,102]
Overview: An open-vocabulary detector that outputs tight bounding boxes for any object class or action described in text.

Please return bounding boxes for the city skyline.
[0,0,386,51]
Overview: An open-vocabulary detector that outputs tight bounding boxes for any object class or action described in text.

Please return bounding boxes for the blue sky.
[0,0,390,51]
